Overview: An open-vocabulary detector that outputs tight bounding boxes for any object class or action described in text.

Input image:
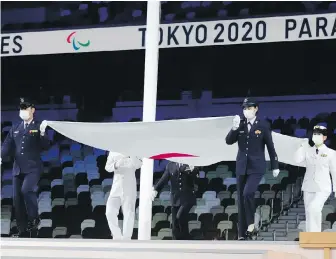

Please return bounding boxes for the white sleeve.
[294,146,306,165]
[105,152,124,172]
[330,150,336,192]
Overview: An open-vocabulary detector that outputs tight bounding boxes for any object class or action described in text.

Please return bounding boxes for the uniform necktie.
[248,122,252,132]
[316,148,319,155]
[25,123,28,129]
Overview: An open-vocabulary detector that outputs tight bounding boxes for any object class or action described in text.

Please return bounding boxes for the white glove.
[131,156,143,168]
[115,157,132,169]
[115,158,125,169]
[40,120,48,135]
[0,157,2,165]
[273,169,280,178]
[188,165,195,172]
[151,187,158,201]
[232,115,240,130]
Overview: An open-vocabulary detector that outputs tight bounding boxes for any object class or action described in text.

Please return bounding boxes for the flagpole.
[138,0,161,240]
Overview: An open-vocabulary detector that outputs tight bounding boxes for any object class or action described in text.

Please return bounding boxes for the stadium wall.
[1,106,78,122]
[1,94,334,123]
[113,93,336,121]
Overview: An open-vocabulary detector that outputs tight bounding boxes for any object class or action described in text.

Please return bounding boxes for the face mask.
[312,134,324,146]
[243,109,256,120]
[19,110,30,121]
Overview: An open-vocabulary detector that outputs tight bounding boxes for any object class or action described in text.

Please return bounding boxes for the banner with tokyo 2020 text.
[1,13,335,57]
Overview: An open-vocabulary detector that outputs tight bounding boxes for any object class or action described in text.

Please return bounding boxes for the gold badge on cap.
[20,98,24,102]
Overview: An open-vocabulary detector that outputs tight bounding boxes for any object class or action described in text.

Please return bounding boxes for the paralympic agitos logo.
[66,31,90,51]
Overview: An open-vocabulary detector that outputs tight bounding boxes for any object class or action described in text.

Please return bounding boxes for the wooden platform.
[1,238,334,259]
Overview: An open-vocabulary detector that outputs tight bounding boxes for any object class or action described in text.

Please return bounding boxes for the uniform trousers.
[237,173,263,237]
[171,203,194,240]
[303,191,330,232]
[105,193,136,240]
[13,173,40,232]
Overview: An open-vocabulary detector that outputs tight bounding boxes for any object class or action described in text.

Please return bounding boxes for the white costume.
[294,141,336,232]
[105,152,142,240]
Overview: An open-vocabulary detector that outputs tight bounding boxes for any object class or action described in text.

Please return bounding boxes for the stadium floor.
[0,238,327,259]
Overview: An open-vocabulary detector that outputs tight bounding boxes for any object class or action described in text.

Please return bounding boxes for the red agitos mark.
[150,153,198,160]
[66,31,76,43]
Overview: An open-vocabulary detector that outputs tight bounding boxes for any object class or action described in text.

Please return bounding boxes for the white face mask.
[243,109,256,120]
[312,134,324,146]
[19,110,30,121]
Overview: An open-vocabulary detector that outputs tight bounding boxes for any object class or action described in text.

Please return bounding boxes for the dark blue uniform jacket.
[1,120,50,176]
[225,117,279,176]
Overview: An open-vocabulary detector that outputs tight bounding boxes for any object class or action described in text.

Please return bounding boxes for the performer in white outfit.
[105,152,142,240]
[294,125,336,232]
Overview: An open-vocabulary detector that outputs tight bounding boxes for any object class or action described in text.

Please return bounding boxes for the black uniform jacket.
[1,120,50,176]
[225,117,279,176]
[154,162,199,206]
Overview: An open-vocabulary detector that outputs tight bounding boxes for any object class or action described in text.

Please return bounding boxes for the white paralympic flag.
[46,116,306,166]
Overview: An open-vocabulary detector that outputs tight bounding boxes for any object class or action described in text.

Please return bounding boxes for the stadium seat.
[158,228,172,239]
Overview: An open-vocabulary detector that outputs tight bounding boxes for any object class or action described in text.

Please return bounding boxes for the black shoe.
[27,218,40,232]
[246,228,258,240]
[12,231,30,238]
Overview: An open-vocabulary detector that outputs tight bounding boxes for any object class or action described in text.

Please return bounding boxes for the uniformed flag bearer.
[105,152,142,240]
[225,97,280,240]
[294,125,336,232]
[151,163,199,240]
[1,98,49,237]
